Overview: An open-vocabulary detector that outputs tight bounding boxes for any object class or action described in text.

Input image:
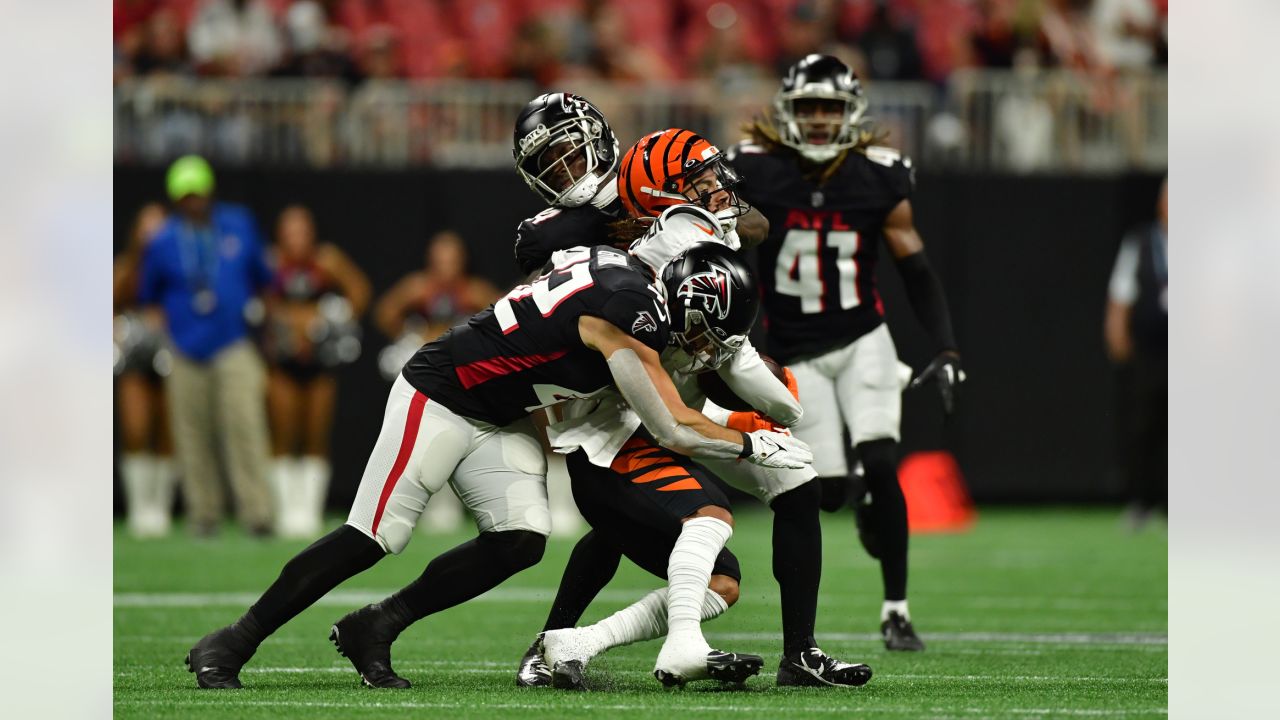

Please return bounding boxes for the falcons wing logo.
[632,310,658,334]
[676,263,733,321]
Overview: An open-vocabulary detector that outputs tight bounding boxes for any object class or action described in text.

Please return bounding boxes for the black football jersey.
[513,195,626,276]
[726,143,914,363]
[403,245,670,426]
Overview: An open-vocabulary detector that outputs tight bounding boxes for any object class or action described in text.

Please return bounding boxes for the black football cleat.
[777,647,873,687]
[654,649,764,688]
[516,637,552,688]
[881,612,926,651]
[550,659,588,691]
[330,604,411,688]
[185,624,256,689]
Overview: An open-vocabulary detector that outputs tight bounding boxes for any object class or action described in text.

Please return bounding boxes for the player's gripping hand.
[739,429,812,469]
[908,350,966,415]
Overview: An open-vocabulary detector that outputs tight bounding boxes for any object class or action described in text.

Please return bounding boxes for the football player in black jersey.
[184,244,808,690]
[514,125,873,689]
[726,54,965,651]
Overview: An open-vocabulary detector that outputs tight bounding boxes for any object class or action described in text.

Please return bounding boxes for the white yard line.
[114,665,1167,683]
[113,698,1168,717]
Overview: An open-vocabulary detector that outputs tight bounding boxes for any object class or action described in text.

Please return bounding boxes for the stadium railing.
[113,71,1166,173]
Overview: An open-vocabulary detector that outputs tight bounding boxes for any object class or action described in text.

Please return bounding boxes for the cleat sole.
[551,660,588,691]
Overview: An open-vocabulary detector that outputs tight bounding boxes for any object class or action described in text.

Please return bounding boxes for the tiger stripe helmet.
[618,128,744,219]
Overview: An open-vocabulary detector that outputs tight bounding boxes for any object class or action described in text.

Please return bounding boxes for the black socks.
[542,530,622,632]
[856,439,908,601]
[770,481,823,655]
[381,530,546,633]
[241,524,386,646]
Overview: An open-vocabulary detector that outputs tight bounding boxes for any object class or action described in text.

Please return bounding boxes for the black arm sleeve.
[895,251,958,353]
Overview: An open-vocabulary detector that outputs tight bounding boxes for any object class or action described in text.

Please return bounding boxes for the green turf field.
[114,507,1167,719]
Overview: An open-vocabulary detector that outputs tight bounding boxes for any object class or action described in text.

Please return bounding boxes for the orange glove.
[781,367,799,401]
[726,411,787,434]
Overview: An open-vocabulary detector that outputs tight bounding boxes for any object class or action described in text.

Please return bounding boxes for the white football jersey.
[628,204,741,275]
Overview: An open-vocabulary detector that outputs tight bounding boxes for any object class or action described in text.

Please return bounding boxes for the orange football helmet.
[617,128,746,220]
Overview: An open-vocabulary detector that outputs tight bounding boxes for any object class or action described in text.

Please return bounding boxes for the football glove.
[739,430,812,469]
[908,351,965,415]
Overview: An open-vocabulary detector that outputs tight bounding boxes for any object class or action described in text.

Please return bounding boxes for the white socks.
[271,456,331,538]
[664,516,733,649]
[121,453,175,538]
[590,587,729,655]
[882,599,910,622]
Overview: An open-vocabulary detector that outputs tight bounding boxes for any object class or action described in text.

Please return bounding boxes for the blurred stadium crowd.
[115,0,1168,87]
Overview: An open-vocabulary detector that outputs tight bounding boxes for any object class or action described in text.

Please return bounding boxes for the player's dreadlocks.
[743,113,890,186]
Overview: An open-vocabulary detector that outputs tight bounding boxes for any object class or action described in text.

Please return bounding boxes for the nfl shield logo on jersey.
[632,310,658,334]
[811,190,824,207]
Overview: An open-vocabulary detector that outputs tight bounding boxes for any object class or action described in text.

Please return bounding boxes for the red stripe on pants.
[370,391,428,536]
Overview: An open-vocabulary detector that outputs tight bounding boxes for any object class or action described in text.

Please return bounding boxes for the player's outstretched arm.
[578,315,812,469]
[884,199,965,414]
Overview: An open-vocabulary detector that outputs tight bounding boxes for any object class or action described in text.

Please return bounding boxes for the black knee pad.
[478,530,546,573]
[818,476,849,513]
[771,479,822,518]
[856,439,900,495]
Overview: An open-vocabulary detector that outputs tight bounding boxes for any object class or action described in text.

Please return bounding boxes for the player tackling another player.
[185,225,809,689]
[508,102,872,689]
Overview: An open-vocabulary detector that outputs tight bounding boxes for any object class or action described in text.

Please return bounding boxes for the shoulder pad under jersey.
[628,204,735,274]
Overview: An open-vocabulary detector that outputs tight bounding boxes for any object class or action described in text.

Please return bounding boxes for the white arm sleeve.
[718,340,804,426]
[607,348,745,461]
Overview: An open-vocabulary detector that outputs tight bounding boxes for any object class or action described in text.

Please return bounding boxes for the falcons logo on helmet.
[676,263,733,321]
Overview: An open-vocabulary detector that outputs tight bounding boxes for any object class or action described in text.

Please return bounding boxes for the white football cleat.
[540,628,603,690]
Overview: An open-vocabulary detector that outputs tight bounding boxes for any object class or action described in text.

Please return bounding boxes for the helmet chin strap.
[556,173,601,208]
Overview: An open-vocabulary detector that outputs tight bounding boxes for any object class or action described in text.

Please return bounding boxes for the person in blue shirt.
[139,155,275,537]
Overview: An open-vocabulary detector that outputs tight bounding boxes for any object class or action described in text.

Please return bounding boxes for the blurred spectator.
[374,230,501,346]
[114,203,177,538]
[139,155,275,537]
[344,25,409,163]
[775,0,838,77]
[112,0,1164,84]
[263,205,371,538]
[131,7,197,77]
[585,1,678,82]
[850,0,922,80]
[188,0,284,76]
[1091,0,1159,72]
[993,46,1055,171]
[1040,0,1101,72]
[270,0,361,83]
[1105,178,1167,529]
[684,0,771,85]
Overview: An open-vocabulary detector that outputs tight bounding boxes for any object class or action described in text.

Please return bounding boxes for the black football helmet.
[513,93,619,208]
[661,242,759,372]
[774,54,869,163]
